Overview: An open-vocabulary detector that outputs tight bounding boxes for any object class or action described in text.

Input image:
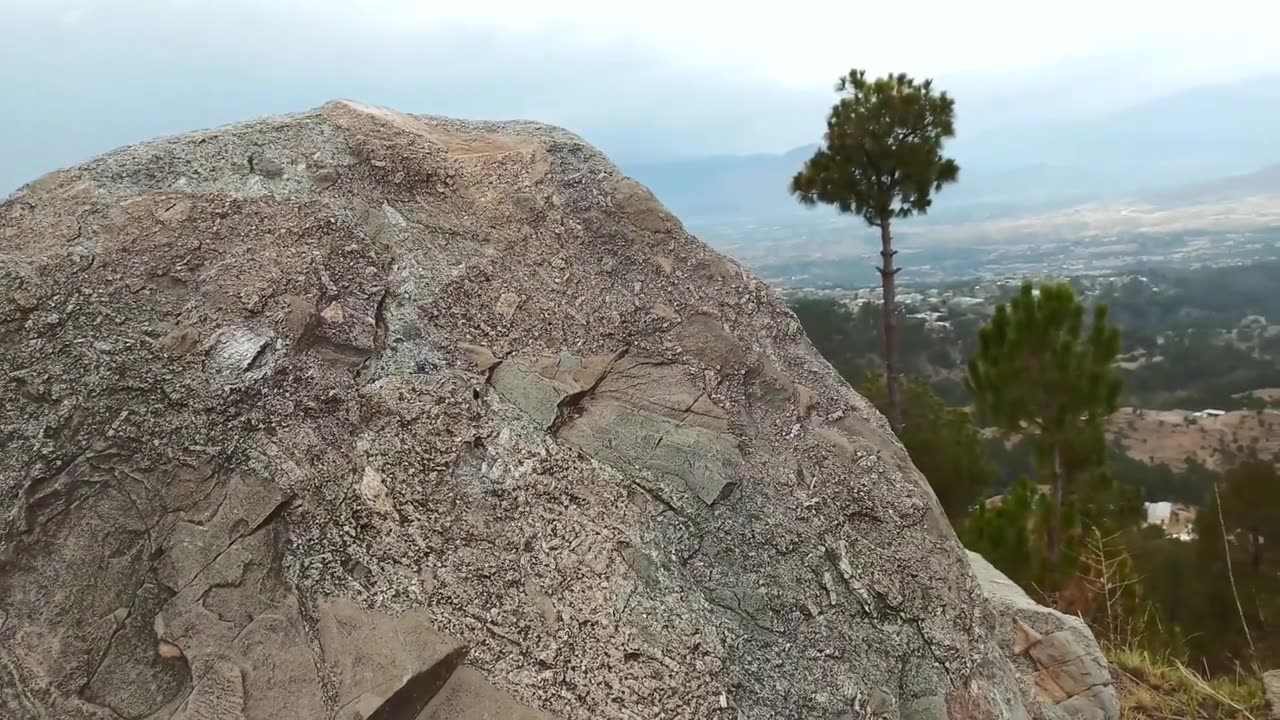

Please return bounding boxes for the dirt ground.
[1108,407,1280,470]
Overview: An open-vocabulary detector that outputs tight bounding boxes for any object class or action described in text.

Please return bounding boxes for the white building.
[1144,501,1197,541]
[1145,502,1173,525]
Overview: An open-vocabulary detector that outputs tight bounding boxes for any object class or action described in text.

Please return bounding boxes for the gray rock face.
[967,552,1119,720]
[1264,669,1280,720]
[2,100,1036,719]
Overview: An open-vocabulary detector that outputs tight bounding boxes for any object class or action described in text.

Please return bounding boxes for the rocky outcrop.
[1,100,1044,719]
[968,553,1119,720]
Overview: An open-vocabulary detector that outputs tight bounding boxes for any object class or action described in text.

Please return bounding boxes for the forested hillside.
[794,261,1280,412]
[792,271,1280,683]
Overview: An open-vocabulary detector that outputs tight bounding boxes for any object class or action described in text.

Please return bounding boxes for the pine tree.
[964,477,1052,589]
[966,282,1122,575]
[791,70,960,431]
[1216,457,1280,573]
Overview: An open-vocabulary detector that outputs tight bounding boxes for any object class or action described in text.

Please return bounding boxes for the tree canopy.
[967,282,1122,438]
[791,69,959,432]
[790,70,959,225]
[967,282,1123,574]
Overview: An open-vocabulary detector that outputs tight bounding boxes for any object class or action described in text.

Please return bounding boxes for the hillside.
[627,150,1135,228]
[791,260,1280,490]
[792,272,1280,682]
[794,262,1280,409]
[1148,162,1280,206]
[949,75,1280,187]
[1109,407,1280,470]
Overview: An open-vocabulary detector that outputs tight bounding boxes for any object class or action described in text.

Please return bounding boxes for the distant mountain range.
[1146,163,1280,207]
[624,75,1280,227]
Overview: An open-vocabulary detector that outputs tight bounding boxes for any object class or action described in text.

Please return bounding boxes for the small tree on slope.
[791,70,960,432]
[1217,457,1280,574]
[966,281,1122,575]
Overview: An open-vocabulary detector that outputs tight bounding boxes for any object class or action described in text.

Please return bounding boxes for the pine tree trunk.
[1049,443,1065,575]
[878,221,901,432]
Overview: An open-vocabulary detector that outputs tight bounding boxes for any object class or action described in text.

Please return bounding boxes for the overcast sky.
[17,0,1280,83]
[4,0,1280,190]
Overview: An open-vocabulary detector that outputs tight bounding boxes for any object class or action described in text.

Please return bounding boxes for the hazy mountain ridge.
[1145,162,1280,206]
[624,75,1280,229]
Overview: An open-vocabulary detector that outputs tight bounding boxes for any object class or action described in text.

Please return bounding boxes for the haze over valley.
[626,75,1280,287]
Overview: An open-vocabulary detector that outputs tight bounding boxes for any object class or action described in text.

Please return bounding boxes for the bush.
[1108,646,1266,720]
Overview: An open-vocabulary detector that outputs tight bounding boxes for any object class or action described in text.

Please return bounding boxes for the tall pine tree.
[966,282,1122,575]
[791,70,959,432]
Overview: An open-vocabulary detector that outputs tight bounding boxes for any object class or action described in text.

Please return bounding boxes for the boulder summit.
[0,101,1101,719]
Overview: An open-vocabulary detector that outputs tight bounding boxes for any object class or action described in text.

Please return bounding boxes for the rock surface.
[1,100,1046,719]
[1264,669,1280,720]
[968,552,1119,720]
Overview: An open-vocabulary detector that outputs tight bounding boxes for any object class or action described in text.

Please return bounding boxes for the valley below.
[688,197,1280,289]
[785,255,1280,506]
[1110,406,1280,471]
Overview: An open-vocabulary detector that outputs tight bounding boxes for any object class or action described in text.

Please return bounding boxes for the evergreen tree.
[1217,457,1280,573]
[966,282,1122,575]
[791,70,960,431]
[964,477,1055,589]
[1189,482,1280,669]
[789,298,876,382]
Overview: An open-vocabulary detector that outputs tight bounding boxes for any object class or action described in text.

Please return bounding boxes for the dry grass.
[1108,407,1280,471]
[1109,645,1266,719]
[1237,388,1280,403]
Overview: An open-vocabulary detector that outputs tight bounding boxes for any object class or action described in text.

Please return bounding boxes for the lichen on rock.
[0,100,1064,719]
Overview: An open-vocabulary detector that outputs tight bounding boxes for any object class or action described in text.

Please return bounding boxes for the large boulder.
[2,100,1035,719]
[1264,669,1280,719]
[967,552,1119,720]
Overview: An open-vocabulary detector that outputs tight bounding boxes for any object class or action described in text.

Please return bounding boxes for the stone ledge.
[968,551,1118,720]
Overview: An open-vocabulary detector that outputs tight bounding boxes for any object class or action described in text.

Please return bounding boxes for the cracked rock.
[173,661,245,720]
[969,551,1118,720]
[0,101,1051,720]
[84,582,191,717]
[317,597,464,715]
